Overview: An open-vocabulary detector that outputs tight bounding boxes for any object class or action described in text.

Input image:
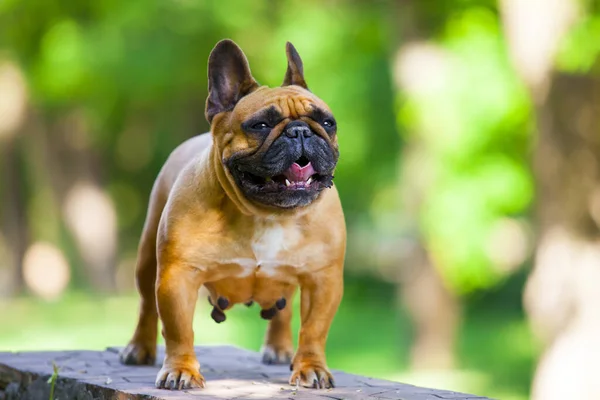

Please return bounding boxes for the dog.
[119,39,346,391]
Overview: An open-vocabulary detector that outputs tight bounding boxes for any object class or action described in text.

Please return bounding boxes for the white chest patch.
[252,222,286,261]
[250,220,302,276]
[212,220,306,278]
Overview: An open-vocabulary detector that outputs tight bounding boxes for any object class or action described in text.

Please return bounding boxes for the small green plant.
[46,362,59,400]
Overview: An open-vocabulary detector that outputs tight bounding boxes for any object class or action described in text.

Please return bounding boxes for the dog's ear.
[282,42,308,89]
[206,39,259,123]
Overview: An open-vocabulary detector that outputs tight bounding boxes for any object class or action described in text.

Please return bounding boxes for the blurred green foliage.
[3,1,599,399]
[2,0,535,294]
[0,0,400,258]
[398,6,534,293]
[557,8,600,72]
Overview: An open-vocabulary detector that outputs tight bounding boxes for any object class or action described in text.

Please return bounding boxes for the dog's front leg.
[290,265,343,389]
[154,261,206,390]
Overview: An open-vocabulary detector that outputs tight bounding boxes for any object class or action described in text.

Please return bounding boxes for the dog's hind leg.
[120,183,167,366]
[261,286,297,365]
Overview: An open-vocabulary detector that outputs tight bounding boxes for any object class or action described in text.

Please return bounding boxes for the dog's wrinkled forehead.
[233,86,331,122]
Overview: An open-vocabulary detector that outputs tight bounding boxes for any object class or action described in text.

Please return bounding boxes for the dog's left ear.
[206,39,259,123]
[282,42,308,89]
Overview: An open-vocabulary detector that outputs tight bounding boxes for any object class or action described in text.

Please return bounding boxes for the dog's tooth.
[285,179,291,186]
[306,177,312,185]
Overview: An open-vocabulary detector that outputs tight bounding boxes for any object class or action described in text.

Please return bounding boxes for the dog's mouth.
[236,156,333,192]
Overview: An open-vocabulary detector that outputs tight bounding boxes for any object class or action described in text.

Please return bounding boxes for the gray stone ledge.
[0,345,493,400]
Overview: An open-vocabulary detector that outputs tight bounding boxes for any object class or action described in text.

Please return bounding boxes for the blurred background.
[2,0,600,399]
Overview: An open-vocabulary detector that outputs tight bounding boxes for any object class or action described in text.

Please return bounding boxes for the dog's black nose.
[284,121,312,138]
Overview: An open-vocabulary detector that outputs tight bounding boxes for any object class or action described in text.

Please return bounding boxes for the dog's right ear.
[205,39,259,124]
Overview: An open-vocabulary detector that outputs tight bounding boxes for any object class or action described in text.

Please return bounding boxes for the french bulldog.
[119,39,346,391]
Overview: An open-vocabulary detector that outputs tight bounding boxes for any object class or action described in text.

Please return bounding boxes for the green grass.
[0,279,536,400]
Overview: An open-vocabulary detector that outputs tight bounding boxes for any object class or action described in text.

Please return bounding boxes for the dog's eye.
[251,122,270,130]
[323,119,336,128]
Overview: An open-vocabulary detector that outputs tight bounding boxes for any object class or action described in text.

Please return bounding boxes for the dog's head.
[206,40,339,212]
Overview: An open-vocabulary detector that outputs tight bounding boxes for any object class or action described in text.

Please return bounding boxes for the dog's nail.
[260,307,277,320]
[211,307,226,323]
[245,300,254,307]
[207,296,213,306]
[290,363,294,371]
[217,296,229,310]
[275,297,286,310]
[328,377,335,388]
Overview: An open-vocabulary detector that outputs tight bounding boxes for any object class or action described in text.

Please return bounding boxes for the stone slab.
[0,345,493,400]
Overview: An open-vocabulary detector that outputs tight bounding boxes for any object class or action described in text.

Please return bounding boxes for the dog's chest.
[216,220,307,279]
[251,222,289,263]
[250,220,303,274]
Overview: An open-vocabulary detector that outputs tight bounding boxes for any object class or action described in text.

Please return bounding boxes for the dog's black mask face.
[227,103,339,209]
[206,40,339,209]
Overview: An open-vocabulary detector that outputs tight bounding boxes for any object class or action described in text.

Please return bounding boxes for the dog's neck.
[211,143,255,217]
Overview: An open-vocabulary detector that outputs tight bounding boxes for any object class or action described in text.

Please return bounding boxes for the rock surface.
[0,345,492,399]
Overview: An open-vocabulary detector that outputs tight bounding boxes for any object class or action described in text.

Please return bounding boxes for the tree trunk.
[0,136,28,297]
[42,110,118,292]
[525,73,600,400]
[499,0,600,397]
[391,0,461,370]
[400,244,460,370]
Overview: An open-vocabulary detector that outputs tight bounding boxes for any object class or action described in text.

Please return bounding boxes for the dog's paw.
[119,341,156,366]
[289,359,334,389]
[261,343,293,365]
[155,364,205,390]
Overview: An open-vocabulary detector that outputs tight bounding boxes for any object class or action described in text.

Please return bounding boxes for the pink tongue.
[283,162,315,182]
